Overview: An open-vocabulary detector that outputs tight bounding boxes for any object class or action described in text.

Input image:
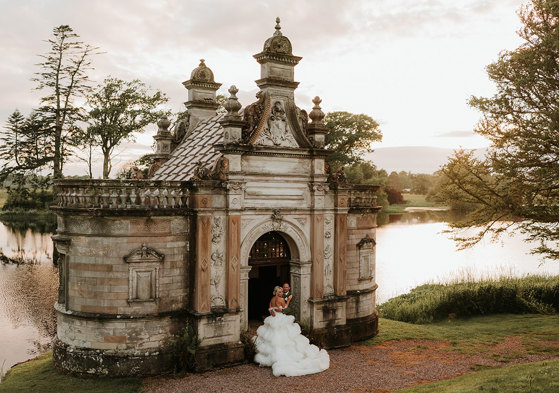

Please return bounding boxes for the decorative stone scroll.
[357,235,375,281]
[124,244,165,302]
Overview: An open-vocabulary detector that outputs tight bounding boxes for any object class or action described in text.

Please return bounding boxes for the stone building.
[52,18,381,376]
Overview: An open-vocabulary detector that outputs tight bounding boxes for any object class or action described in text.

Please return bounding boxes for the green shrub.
[378,275,559,323]
[240,330,256,361]
[166,322,200,373]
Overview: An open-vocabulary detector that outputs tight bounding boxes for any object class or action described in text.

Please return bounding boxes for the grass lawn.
[2,315,557,392]
[366,315,559,357]
[382,193,447,214]
[0,352,141,393]
[396,359,559,392]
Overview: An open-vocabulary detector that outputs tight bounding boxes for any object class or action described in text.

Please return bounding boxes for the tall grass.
[378,274,559,323]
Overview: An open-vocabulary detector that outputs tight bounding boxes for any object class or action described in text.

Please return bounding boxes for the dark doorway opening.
[248,231,291,322]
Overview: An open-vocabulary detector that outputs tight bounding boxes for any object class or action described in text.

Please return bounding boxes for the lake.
[0,223,57,375]
[1,212,559,372]
[375,212,559,303]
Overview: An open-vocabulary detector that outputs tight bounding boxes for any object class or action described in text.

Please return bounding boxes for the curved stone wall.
[53,212,191,376]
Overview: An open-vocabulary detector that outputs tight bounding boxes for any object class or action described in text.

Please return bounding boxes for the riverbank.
[2,314,558,392]
[0,209,56,233]
[382,193,448,214]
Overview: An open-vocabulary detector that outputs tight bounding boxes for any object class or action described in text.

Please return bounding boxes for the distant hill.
[364,146,487,174]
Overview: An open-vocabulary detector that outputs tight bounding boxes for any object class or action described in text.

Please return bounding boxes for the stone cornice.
[184,100,220,110]
[182,80,222,91]
[255,78,300,90]
[253,52,302,65]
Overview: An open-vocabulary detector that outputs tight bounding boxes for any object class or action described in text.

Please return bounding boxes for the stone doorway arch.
[240,219,311,331]
[247,231,291,322]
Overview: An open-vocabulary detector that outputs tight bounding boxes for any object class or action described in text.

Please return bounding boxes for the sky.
[0,0,525,177]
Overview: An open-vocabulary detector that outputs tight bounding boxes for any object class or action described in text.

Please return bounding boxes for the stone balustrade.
[349,185,380,209]
[54,179,190,209]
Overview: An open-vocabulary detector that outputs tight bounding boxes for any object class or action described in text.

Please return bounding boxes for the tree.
[33,25,98,179]
[437,0,559,260]
[0,110,53,180]
[325,112,382,168]
[344,161,389,207]
[87,78,168,178]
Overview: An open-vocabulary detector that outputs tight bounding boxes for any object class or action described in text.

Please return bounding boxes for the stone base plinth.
[310,311,378,349]
[193,342,245,372]
[311,324,352,349]
[347,311,379,343]
[52,339,173,377]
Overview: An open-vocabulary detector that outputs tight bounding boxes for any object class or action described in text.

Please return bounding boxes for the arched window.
[248,231,291,265]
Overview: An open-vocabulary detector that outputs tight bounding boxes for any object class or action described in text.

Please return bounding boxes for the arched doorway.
[248,231,291,322]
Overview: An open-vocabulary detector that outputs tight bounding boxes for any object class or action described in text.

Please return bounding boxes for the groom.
[282,283,293,312]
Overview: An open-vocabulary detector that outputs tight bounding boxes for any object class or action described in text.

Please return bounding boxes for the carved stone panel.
[210,215,226,309]
[124,244,165,303]
[323,215,335,295]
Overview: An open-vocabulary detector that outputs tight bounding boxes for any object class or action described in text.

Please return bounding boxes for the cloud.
[436,130,476,138]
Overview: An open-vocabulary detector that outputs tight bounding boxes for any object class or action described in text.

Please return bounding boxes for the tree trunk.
[53,125,62,179]
[102,150,111,179]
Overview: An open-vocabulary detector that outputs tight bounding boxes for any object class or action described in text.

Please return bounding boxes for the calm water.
[1,213,559,371]
[375,212,559,303]
[0,223,57,373]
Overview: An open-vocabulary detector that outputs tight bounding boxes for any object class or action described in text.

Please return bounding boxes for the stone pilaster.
[334,191,349,296]
[226,215,241,309]
[193,193,212,313]
[311,213,324,299]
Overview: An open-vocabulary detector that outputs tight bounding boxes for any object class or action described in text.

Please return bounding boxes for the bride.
[253,286,330,377]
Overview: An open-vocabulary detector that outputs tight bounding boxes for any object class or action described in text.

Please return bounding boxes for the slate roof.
[151,114,224,181]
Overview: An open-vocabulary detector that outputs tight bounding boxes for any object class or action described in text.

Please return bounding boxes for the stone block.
[104,335,127,344]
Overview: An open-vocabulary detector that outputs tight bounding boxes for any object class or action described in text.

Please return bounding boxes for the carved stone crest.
[255,101,298,147]
[123,243,165,264]
[271,209,283,230]
[357,234,376,249]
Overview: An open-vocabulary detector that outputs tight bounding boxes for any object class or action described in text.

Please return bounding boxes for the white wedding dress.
[254,309,330,377]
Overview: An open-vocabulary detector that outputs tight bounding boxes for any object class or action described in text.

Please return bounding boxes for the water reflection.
[0,223,57,371]
[375,213,559,304]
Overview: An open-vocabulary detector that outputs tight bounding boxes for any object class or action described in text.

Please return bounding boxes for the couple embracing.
[253,282,330,377]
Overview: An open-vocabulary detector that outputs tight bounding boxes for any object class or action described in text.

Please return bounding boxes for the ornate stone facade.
[51,18,381,377]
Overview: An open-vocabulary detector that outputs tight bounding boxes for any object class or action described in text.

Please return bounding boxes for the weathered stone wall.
[56,308,181,351]
[58,214,190,315]
[53,211,191,376]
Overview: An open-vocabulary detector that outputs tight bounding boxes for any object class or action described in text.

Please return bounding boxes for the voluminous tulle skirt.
[254,313,330,377]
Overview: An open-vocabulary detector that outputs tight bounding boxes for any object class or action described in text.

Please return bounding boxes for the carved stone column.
[240,266,252,331]
[334,190,349,296]
[226,181,244,312]
[291,259,312,322]
[192,192,213,313]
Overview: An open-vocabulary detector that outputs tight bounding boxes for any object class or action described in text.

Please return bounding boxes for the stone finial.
[157,115,171,134]
[274,17,282,36]
[309,96,325,124]
[189,59,216,83]
[224,85,242,118]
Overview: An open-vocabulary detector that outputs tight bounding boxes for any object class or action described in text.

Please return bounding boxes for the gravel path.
[142,339,557,393]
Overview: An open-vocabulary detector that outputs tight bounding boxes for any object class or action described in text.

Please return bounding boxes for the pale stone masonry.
[52,18,381,376]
